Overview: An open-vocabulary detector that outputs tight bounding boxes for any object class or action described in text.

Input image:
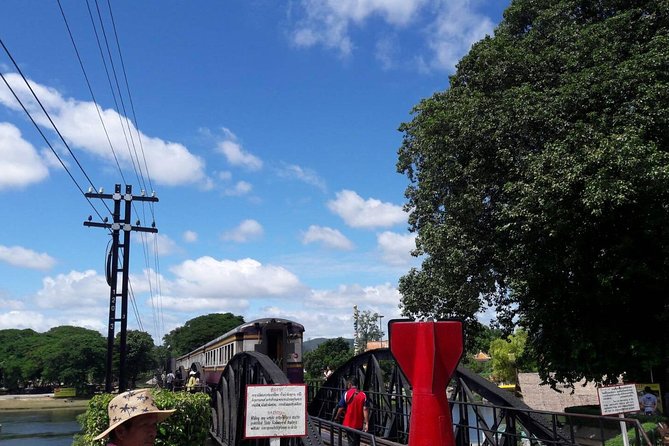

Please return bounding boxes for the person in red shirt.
[334,377,370,446]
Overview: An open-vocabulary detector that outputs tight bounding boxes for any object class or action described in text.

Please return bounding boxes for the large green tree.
[115,330,156,388]
[38,326,106,387]
[162,313,244,357]
[355,310,383,352]
[0,329,42,389]
[397,0,669,388]
[303,337,353,379]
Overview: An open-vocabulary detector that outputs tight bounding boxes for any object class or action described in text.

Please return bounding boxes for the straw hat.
[93,389,175,440]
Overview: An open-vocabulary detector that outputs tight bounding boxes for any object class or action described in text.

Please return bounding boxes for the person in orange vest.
[334,377,369,446]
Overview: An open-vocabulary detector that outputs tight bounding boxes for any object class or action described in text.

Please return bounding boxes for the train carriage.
[175,318,304,386]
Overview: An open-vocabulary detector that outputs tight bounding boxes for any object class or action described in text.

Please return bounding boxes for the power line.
[105,0,155,202]
[57,0,128,186]
[91,0,147,193]
[0,69,107,221]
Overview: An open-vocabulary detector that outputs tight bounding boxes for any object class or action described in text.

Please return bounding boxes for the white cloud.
[292,0,425,56]
[0,297,24,310]
[0,74,208,187]
[309,282,401,309]
[377,231,416,265]
[302,225,354,250]
[290,0,494,72]
[152,295,250,312]
[151,233,179,256]
[259,282,402,338]
[167,256,303,300]
[34,269,108,308]
[0,310,59,331]
[327,190,406,228]
[215,128,262,171]
[224,180,253,196]
[0,122,49,189]
[423,0,495,71]
[222,219,264,242]
[0,245,56,270]
[277,163,326,191]
[183,230,198,243]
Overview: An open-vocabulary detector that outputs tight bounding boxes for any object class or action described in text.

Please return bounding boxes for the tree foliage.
[162,313,244,357]
[355,310,383,351]
[304,337,353,379]
[115,330,156,387]
[397,0,669,387]
[37,326,106,387]
[489,330,529,384]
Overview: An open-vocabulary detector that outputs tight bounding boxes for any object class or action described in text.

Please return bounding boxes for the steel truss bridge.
[204,349,654,446]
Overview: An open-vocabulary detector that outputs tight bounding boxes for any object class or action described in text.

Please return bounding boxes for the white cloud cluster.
[376,231,416,265]
[0,244,56,270]
[0,74,207,187]
[167,256,303,301]
[0,310,59,331]
[291,0,494,71]
[423,0,495,71]
[151,233,179,256]
[292,0,425,56]
[328,190,406,228]
[309,282,401,309]
[183,230,198,243]
[277,163,326,191]
[222,219,264,242]
[0,122,49,190]
[216,128,263,171]
[224,180,253,196]
[302,225,354,250]
[34,269,109,308]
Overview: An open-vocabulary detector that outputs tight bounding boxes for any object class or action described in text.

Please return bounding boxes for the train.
[174,317,305,385]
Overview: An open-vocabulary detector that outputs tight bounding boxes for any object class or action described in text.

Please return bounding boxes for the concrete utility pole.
[84,184,158,392]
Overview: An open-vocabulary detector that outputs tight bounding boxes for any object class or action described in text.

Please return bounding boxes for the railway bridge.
[178,320,654,446]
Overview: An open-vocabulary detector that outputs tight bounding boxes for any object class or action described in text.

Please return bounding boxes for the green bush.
[605,421,657,446]
[73,390,211,446]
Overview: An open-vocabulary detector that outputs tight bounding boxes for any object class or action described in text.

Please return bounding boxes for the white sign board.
[245,384,307,438]
[598,384,640,415]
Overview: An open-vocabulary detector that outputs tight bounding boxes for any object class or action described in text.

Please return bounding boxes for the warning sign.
[244,384,307,438]
[598,384,640,415]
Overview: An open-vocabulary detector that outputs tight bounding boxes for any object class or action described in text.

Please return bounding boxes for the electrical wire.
[105,0,155,209]
[91,0,147,193]
[0,38,111,218]
[57,0,128,187]
[0,69,107,222]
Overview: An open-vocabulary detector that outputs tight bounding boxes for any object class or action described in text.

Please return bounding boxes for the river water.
[0,408,84,445]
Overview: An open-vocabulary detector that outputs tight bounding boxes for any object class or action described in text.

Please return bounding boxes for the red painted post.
[389,320,463,446]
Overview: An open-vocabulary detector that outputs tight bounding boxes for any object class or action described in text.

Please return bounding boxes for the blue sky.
[0,0,507,342]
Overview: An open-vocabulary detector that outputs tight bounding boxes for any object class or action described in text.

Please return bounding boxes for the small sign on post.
[244,384,307,439]
[598,384,640,446]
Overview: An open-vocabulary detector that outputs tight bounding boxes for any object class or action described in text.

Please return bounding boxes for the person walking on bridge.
[334,377,369,446]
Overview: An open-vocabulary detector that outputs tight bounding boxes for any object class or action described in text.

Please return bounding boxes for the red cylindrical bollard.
[389,320,463,446]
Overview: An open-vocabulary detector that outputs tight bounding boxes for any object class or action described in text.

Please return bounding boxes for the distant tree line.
[0,313,251,392]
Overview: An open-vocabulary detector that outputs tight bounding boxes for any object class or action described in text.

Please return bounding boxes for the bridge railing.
[451,400,654,446]
[309,416,406,446]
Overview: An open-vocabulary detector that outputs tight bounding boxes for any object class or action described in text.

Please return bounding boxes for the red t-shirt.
[342,388,367,429]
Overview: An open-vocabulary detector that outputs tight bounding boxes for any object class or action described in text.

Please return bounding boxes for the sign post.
[598,384,640,446]
[244,384,307,441]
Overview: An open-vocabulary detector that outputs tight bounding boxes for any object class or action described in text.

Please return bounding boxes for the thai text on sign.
[598,384,640,415]
[245,384,307,438]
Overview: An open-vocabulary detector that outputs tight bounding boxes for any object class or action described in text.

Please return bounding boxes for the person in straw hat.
[93,388,175,445]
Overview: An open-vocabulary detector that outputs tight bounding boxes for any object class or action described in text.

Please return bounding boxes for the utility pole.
[84,184,158,392]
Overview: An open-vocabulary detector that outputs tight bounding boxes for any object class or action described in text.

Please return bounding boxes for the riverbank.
[0,394,89,411]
